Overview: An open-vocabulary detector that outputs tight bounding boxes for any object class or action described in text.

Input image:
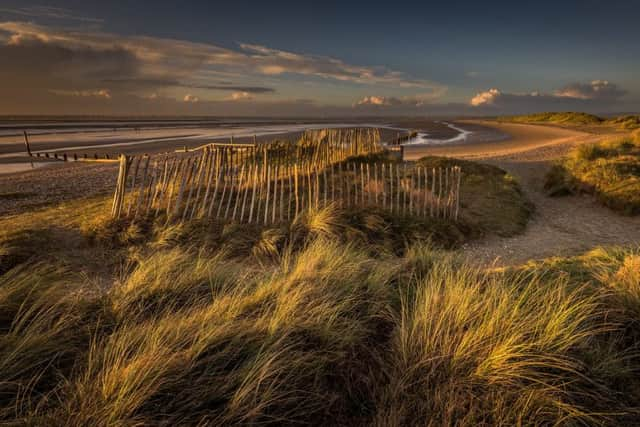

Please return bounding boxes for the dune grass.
[545,130,640,215]
[502,112,640,132]
[504,112,606,126]
[1,199,640,425]
[417,156,533,237]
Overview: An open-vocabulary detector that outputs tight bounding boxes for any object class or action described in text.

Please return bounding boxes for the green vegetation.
[502,112,640,130]
[505,112,605,126]
[418,156,533,237]
[2,206,640,425]
[4,155,600,426]
[545,130,640,215]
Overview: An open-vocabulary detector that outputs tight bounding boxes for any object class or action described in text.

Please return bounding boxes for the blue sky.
[0,0,638,115]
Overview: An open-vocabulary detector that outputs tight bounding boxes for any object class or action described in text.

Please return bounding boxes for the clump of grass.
[53,239,395,425]
[376,260,627,425]
[544,134,640,215]
[0,265,109,422]
[417,156,533,237]
[573,143,609,161]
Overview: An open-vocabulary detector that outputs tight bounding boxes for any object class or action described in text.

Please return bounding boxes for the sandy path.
[408,121,640,266]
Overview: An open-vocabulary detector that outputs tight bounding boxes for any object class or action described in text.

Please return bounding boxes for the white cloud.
[355,89,448,108]
[228,91,252,101]
[470,88,501,106]
[183,94,199,103]
[356,96,389,106]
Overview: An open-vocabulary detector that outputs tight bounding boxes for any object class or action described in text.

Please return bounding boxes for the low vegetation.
[417,156,533,237]
[545,130,640,215]
[502,112,640,130]
[1,206,640,425]
[10,154,620,426]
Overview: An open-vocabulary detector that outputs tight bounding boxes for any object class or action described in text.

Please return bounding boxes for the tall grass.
[2,227,640,424]
[545,133,640,214]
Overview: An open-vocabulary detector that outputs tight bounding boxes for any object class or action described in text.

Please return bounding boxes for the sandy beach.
[402,120,590,160]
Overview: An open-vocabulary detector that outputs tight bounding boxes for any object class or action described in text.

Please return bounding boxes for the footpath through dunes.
[410,121,640,267]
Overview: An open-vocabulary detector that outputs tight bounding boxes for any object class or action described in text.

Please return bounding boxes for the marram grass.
[2,233,640,425]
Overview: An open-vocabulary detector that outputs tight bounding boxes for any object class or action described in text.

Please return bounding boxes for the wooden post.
[381,163,386,209]
[279,164,285,221]
[233,165,245,221]
[240,164,251,222]
[438,167,443,218]
[216,165,228,219]
[182,157,200,222]
[409,167,413,216]
[400,163,405,216]
[189,149,208,219]
[388,163,393,212]
[111,154,127,218]
[23,131,32,156]
[271,164,278,224]
[224,165,236,220]
[207,153,222,217]
[173,158,193,221]
[287,165,293,220]
[396,163,401,214]
[455,167,462,221]
[248,165,258,223]
[264,165,271,224]
[360,163,365,206]
[126,157,141,216]
[135,155,151,219]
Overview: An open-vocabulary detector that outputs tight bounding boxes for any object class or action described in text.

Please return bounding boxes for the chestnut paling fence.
[110,128,462,224]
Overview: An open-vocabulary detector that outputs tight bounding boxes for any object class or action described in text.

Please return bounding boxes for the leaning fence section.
[111,128,462,224]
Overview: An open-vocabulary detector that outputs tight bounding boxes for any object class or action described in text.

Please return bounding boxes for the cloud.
[554,80,626,101]
[228,91,252,101]
[0,21,443,101]
[470,88,501,106]
[468,80,629,114]
[183,94,199,103]
[102,78,275,94]
[356,96,390,106]
[0,6,103,23]
[354,90,448,108]
[50,89,111,99]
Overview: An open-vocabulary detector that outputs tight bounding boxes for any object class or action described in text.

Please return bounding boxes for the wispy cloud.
[554,80,626,101]
[0,6,103,23]
[0,21,444,100]
[49,89,111,99]
[102,78,276,93]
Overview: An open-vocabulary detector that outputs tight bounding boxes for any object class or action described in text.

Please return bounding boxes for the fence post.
[23,131,32,156]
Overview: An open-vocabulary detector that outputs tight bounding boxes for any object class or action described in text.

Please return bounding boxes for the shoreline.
[401,120,592,161]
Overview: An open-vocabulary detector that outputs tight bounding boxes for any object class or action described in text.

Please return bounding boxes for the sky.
[0,0,639,116]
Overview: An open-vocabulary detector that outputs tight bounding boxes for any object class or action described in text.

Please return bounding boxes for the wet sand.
[402,120,590,160]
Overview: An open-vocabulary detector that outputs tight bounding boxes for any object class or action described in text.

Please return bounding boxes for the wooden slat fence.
[111,128,462,224]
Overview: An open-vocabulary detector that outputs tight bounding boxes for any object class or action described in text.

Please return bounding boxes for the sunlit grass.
[545,132,640,214]
[2,235,640,424]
